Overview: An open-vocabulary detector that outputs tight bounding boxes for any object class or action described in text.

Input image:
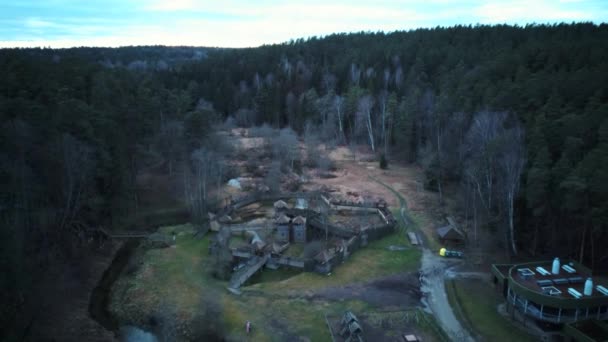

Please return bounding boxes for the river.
[88,239,160,342]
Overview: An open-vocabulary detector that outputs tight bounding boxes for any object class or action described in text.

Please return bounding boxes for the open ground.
[108,129,535,341]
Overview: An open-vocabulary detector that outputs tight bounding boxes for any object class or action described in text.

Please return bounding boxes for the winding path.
[371,176,473,341]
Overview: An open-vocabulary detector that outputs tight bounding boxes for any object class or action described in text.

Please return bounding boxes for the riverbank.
[29,241,121,341]
[90,239,142,333]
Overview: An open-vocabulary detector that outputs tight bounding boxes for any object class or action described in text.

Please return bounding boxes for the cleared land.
[110,222,429,341]
[108,133,519,341]
[445,278,537,342]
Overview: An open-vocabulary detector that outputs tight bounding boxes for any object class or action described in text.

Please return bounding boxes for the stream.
[88,239,159,342]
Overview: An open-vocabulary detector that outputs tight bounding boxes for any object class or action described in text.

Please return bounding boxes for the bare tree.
[333,95,346,144]
[322,72,337,94]
[256,123,274,153]
[272,128,299,170]
[304,122,321,167]
[158,120,184,176]
[265,160,282,193]
[463,111,526,255]
[350,63,361,86]
[394,65,404,90]
[498,125,526,256]
[58,133,93,232]
[357,95,375,152]
[383,68,391,90]
[190,148,212,224]
[285,92,297,127]
[314,93,335,140]
[463,111,507,212]
[280,57,292,78]
[377,91,397,156]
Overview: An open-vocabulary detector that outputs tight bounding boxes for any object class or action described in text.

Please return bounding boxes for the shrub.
[379,153,388,169]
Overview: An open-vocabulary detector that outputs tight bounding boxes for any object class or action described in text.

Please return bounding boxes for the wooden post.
[325,313,336,342]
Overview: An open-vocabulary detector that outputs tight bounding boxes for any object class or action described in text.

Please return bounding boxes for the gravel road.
[419,249,474,342]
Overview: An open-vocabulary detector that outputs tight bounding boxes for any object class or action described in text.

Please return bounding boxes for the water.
[419,249,474,341]
[120,326,158,342]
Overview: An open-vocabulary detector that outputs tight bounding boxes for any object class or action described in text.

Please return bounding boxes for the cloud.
[144,0,197,11]
[474,1,594,23]
[1,0,606,48]
[24,18,56,28]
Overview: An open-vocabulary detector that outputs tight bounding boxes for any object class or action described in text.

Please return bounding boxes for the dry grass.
[110,143,453,341]
[110,223,422,341]
[258,231,420,293]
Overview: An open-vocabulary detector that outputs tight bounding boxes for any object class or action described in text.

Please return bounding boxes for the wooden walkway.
[408,232,420,246]
[223,224,268,232]
[109,233,149,238]
[98,227,149,239]
[228,254,269,290]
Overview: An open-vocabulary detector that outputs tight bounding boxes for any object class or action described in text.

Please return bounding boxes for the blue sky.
[1,0,606,48]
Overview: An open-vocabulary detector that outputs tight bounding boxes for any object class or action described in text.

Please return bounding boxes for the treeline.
[1,22,608,338]
[0,47,221,338]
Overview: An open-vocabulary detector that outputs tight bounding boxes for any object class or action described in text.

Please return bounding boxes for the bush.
[379,153,388,169]
[302,241,325,258]
[191,290,226,341]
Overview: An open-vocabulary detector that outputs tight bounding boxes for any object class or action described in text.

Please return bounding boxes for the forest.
[1,23,608,339]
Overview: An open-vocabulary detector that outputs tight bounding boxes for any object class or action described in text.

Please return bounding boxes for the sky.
[0,0,606,48]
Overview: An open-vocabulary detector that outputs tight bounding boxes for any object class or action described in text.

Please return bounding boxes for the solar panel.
[517,268,535,280]
[568,288,582,299]
[562,264,576,273]
[568,276,584,284]
[596,285,608,296]
[537,279,553,287]
[541,286,562,296]
[536,267,551,276]
[517,268,535,276]
[553,278,568,285]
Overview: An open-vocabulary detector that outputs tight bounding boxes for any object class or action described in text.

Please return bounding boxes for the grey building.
[292,215,307,243]
[275,213,291,242]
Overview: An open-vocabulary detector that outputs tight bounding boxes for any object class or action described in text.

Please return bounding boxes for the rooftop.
[505,260,608,301]
[275,213,290,224]
[436,224,464,240]
[292,215,306,224]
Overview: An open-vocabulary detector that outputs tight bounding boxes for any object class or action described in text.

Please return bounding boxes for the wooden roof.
[275,213,291,224]
[292,215,306,224]
[436,225,464,240]
[273,200,288,209]
[314,250,334,263]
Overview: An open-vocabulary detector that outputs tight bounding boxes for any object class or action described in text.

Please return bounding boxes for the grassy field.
[110,223,423,341]
[257,227,420,292]
[445,278,537,342]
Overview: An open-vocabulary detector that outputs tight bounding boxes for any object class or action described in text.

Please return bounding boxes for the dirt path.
[376,178,474,341]
[419,249,474,341]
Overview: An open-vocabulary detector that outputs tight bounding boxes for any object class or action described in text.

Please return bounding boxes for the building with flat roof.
[492,259,608,326]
